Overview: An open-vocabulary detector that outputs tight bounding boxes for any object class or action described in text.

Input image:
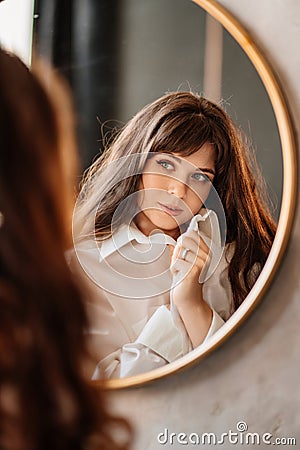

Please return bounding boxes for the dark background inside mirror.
[33,0,282,219]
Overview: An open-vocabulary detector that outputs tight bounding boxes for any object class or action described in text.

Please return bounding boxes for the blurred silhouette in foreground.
[0,48,131,450]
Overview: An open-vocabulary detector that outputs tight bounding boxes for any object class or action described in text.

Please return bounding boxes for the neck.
[134,211,180,240]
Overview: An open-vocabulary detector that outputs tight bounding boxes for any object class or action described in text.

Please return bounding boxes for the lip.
[158,202,184,217]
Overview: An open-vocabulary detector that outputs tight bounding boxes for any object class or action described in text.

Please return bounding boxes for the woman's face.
[137,143,216,237]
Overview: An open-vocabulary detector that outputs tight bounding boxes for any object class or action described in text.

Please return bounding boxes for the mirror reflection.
[34,0,282,380]
[69,92,276,380]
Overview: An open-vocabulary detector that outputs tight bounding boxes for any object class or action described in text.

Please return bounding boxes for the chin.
[146,211,184,231]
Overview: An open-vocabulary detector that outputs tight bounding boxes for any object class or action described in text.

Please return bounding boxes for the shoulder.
[66,238,104,265]
[66,238,112,287]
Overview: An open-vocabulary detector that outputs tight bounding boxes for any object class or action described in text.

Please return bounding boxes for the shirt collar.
[98,222,175,262]
[98,208,215,261]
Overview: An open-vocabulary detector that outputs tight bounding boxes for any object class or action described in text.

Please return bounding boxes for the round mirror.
[34,0,296,388]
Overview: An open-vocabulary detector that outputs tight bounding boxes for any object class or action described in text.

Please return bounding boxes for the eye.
[156,159,175,171]
[191,172,211,183]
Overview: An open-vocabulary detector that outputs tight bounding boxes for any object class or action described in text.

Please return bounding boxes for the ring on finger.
[181,248,190,261]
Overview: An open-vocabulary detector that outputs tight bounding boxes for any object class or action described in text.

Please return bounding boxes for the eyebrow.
[165,154,216,176]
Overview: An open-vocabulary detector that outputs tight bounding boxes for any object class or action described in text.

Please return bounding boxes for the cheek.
[142,173,166,190]
[187,185,211,211]
[138,174,162,207]
[188,194,203,212]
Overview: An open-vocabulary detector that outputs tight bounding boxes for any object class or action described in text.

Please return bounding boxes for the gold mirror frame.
[92,0,297,390]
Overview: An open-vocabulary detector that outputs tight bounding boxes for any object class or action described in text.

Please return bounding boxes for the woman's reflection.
[69,91,276,379]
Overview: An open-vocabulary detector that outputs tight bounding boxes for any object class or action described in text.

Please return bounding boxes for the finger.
[183,248,210,267]
[176,237,199,255]
[172,246,211,271]
[170,258,191,277]
[171,251,211,284]
[172,243,182,263]
[186,230,210,254]
[194,251,212,283]
[173,238,199,262]
[168,244,175,262]
[178,231,210,255]
[174,240,210,265]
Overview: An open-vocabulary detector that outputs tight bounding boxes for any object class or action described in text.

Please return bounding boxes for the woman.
[71,92,276,379]
[0,48,130,449]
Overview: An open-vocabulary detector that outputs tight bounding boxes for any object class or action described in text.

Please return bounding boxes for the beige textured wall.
[108,1,300,449]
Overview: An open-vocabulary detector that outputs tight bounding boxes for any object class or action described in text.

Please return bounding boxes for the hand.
[169,230,213,348]
[170,230,211,308]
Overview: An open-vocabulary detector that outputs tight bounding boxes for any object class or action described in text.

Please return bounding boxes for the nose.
[167,177,187,199]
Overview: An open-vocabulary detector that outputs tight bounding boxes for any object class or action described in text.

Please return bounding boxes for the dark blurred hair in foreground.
[0,48,131,450]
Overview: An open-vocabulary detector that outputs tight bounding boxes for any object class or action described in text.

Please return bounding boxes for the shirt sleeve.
[202,308,225,343]
[91,304,225,379]
[92,305,186,379]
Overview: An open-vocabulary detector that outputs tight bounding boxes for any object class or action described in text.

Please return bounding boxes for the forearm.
[175,299,213,348]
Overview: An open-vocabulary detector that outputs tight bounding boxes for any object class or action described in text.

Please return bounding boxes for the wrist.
[172,282,204,309]
[175,295,208,315]
[175,300,213,349]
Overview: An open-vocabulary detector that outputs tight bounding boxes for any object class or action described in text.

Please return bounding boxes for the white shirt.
[68,210,234,379]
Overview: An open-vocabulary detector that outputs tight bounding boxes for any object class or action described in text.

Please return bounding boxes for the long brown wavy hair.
[0,49,131,450]
[74,91,277,311]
